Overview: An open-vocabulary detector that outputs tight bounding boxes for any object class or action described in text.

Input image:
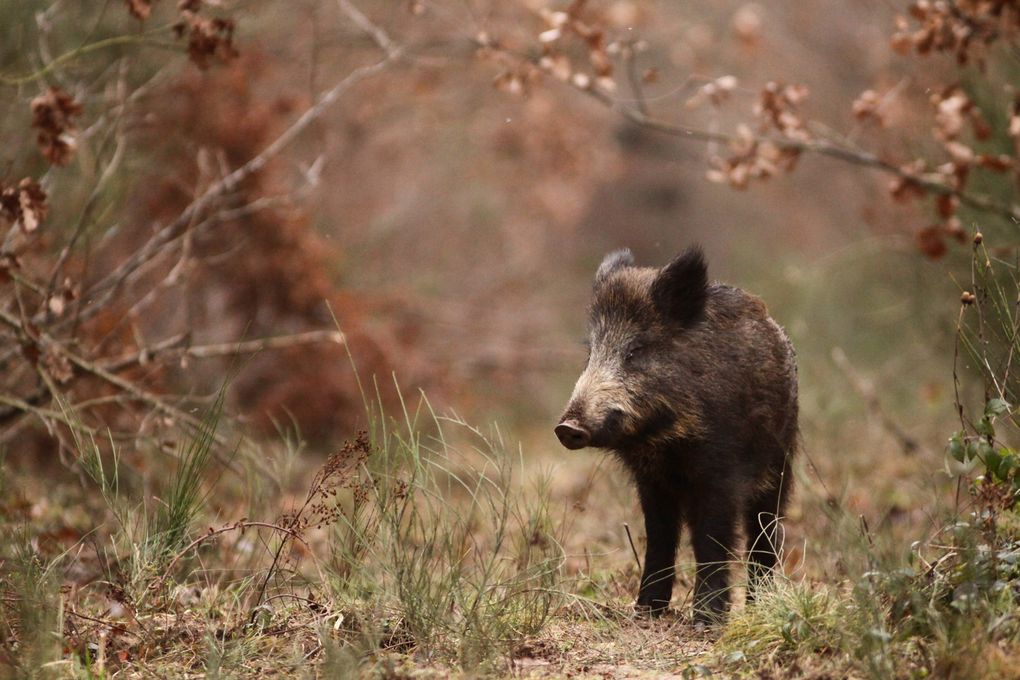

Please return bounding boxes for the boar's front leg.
[635,479,680,615]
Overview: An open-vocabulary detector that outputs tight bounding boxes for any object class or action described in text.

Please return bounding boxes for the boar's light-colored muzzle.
[555,361,635,450]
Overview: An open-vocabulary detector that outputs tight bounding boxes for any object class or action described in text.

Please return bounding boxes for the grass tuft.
[319,387,567,670]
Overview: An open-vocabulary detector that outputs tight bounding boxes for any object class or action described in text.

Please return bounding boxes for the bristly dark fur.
[556,246,799,624]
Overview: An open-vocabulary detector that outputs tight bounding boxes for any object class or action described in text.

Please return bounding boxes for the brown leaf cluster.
[704,83,808,191]
[892,0,1020,66]
[173,9,238,69]
[915,220,968,259]
[706,125,800,190]
[869,4,1020,263]
[755,81,811,142]
[931,86,989,143]
[491,63,542,98]
[538,6,610,65]
[0,178,48,234]
[31,87,82,166]
[902,85,1016,258]
[525,2,619,94]
[888,160,928,204]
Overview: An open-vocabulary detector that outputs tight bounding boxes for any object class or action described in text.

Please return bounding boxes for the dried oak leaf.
[916,225,948,260]
[17,179,48,233]
[888,161,927,203]
[937,193,958,219]
[977,154,1013,172]
[30,87,82,166]
[1,178,48,233]
[852,89,884,126]
[755,81,810,141]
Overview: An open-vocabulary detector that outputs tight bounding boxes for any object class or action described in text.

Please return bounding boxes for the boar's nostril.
[555,420,591,450]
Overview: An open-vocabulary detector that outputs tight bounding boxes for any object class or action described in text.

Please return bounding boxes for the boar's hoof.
[634,600,670,618]
[554,420,591,449]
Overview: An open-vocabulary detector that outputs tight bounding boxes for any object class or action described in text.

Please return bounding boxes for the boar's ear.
[594,249,634,286]
[651,246,708,325]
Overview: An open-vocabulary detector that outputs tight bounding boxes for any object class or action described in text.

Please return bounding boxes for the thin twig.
[42,60,131,312]
[336,0,404,60]
[0,30,177,86]
[65,608,132,636]
[831,346,927,457]
[101,330,346,373]
[622,42,648,117]
[623,522,642,572]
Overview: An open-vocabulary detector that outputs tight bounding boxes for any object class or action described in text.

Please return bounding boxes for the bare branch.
[336,0,404,60]
[483,37,1020,224]
[580,76,1020,222]
[0,307,239,469]
[831,347,929,458]
[76,48,401,327]
[101,330,346,373]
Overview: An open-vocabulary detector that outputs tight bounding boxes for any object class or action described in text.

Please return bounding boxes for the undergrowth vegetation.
[713,240,1020,679]
[1,382,567,676]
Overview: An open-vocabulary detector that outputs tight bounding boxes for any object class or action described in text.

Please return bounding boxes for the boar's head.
[555,246,707,451]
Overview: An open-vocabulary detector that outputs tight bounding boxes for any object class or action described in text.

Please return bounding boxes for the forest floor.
[9,392,1016,680]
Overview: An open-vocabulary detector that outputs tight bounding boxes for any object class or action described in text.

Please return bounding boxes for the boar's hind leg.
[690,492,738,624]
[744,456,793,603]
[635,480,681,616]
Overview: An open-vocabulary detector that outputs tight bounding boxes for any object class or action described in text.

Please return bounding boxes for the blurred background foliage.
[0,0,995,448]
[1,0,1008,595]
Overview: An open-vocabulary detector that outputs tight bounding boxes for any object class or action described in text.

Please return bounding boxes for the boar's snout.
[555,419,591,450]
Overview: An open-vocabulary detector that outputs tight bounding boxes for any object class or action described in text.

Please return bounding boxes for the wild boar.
[555,246,798,623]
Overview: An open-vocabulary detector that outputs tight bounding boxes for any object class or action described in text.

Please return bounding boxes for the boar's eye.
[624,344,646,363]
